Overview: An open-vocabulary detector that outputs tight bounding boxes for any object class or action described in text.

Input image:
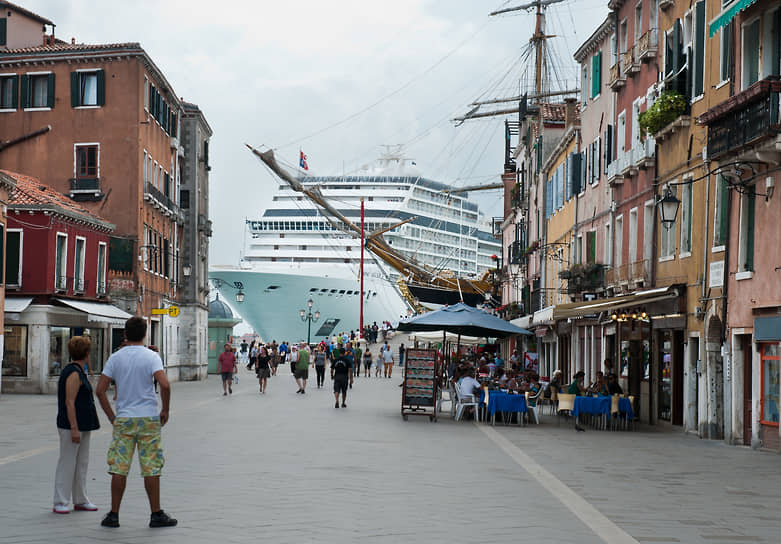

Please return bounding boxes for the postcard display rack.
[402,348,439,421]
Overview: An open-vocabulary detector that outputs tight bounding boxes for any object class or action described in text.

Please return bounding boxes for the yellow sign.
[151,306,180,317]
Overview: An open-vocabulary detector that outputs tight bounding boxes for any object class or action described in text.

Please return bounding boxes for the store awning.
[55,298,132,326]
[4,297,33,319]
[755,316,781,342]
[511,315,533,329]
[709,0,759,37]
[549,286,679,320]
[532,306,555,326]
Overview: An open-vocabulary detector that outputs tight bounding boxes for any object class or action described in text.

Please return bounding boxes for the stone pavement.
[1,366,780,544]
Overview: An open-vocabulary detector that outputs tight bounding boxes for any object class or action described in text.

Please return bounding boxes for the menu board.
[403,348,437,407]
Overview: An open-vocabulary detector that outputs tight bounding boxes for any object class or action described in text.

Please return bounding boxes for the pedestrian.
[344,344,355,387]
[240,339,248,363]
[314,345,327,388]
[295,342,309,394]
[353,342,363,379]
[278,341,288,371]
[53,336,101,515]
[95,316,177,528]
[331,347,353,408]
[256,345,271,394]
[218,343,237,396]
[374,348,383,377]
[362,348,372,377]
[382,342,394,378]
[398,343,405,367]
[270,341,279,375]
[247,341,257,370]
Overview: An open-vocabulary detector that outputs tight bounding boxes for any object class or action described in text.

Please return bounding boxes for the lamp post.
[657,186,681,230]
[209,277,245,303]
[299,298,320,345]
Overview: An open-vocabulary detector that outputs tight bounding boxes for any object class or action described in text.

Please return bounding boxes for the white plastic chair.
[437,382,456,417]
[525,388,544,424]
[454,384,479,422]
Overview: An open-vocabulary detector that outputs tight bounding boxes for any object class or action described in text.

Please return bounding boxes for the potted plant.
[638,91,687,139]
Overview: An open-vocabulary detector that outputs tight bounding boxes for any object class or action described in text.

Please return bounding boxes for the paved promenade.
[1,365,780,544]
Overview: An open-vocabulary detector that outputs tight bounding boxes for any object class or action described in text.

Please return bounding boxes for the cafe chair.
[454,386,479,423]
[524,391,539,424]
[610,395,621,431]
[556,393,576,427]
[548,387,559,416]
[437,383,456,418]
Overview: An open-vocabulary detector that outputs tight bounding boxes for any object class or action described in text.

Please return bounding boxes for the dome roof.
[209,297,234,319]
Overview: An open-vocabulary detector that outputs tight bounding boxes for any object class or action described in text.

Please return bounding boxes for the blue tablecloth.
[571,396,635,420]
[572,396,611,418]
[483,391,527,418]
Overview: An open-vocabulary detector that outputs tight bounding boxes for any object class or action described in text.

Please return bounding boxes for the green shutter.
[19,74,29,109]
[718,176,729,245]
[5,231,20,286]
[96,69,105,106]
[0,18,6,46]
[70,71,80,107]
[694,1,706,96]
[591,52,601,98]
[746,188,755,271]
[10,74,18,108]
[46,73,55,108]
[588,231,597,264]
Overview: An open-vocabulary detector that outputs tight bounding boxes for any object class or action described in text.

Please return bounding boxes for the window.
[692,1,705,98]
[738,186,755,272]
[586,231,597,264]
[615,215,624,267]
[2,325,28,377]
[49,327,105,376]
[144,76,149,110]
[660,186,677,258]
[0,74,17,109]
[70,70,104,107]
[0,17,6,46]
[605,224,611,266]
[680,182,692,254]
[180,189,190,209]
[74,237,86,292]
[761,8,781,80]
[581,65,588,105]
[22,73,54,109]
[629,208,638,263]
[713,175,729,247]
[97,242,107,295]
[634,2,643,42]
[620,19,628,53]
[75,144,98,179]
[5,230,21,287]
[761,343,780,425]
[591,51,602,98]
[55,233,67,290]
[719,23,734,84]
[743,18,761,88]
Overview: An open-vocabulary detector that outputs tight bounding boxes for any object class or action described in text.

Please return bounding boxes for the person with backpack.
[331,346,353,408]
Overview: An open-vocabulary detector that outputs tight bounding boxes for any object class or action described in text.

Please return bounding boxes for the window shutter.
[10,74,18,108]
[0,18,6,46]
[694,1,705,96]
[571,152,582,195]
[597,136,602,176]
[70,72,80,107]
[97,69,105,106]
[164,239,170,278]
[46,73,55,108]
[5,231,20,285]
[746,189,755,271]
[580,151,586,192]
[566,154,573,200]
[588,231,597,264]
[19,74,29,109]
[605,125,613,165]
[672,19,682,75]
[718,176,729,244]
[591,51,601,98]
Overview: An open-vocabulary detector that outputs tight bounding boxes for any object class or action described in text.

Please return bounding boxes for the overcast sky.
[28,0,609,266]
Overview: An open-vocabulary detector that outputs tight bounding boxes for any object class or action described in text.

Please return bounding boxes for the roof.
[0,170,114,232]
[209,297,235,319]
[0,1,54,26]
[0,41,142,55]
[573,17,615,62]
[539,102,579,123]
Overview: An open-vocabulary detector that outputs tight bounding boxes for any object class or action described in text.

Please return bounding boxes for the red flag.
[299,150,309,170]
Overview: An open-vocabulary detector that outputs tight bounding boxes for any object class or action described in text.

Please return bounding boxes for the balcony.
[631,138,655,169]
[619,149,637,178]
[609,62,625,91]
[55,275,68,292]
[638,29,658,62]
[699,77,781,161]
[607,159,621,185]
[69,178,104,202]
[622,48,639,77]
[74,278,88,294]
[96,281,107,297]
[198,214,213,237]
[144,182,179,217]
[560,263,605,295]
[606,260,649,289]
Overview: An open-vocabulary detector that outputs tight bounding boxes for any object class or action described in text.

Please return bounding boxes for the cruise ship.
[210,152,501,343]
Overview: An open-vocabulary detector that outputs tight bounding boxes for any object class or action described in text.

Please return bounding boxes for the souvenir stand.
[401,348,438,421]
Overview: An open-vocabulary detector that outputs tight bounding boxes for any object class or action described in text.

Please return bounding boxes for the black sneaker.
[101,512,119,528]
[149,510,178,528]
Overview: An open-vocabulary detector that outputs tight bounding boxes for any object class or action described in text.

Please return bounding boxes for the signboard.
[709,260,724,288]
[151,306,180,317]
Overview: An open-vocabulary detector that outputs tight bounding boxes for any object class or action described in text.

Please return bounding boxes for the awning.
[550,286,679,320]
[511,314,533,329]
[532,306,555,326]
[55,298,132,326]
[4,297,33,320]
[755,316,781,342]
[709,0,759,37]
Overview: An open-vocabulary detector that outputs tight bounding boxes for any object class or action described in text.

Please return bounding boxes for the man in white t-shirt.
[459,371,482,399]
[95,317,176,529]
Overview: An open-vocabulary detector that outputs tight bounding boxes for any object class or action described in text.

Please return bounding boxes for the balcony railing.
[699,77,781,160]
[69,178,104,201]
[606,159,621,184]
[618,149,635,177]
[96,281,107,296]
[560,264,605,295]
[622,48,639,76]
[630,259,650,285]
[144,182,179,216]
[55,275,68,291]
[609,62,625,91]
[606,260,649,288]
[638,29,658,62]
[631,138,655,169]
[74,278,88,293]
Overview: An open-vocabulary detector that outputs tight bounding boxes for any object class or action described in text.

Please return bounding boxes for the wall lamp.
[209,277,245,303]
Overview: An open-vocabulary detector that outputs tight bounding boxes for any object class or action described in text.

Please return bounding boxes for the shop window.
[2,325,28,377]
[49,327,105,376]
[761,344,780,425]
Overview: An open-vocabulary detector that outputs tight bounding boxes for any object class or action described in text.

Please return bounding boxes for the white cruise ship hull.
[210,267,408,343]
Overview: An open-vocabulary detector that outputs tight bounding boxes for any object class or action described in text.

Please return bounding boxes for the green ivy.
[638,91,687,138]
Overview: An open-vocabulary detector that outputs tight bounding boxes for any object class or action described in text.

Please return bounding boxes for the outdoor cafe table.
[479,390,527,426]
[571,396,635,425]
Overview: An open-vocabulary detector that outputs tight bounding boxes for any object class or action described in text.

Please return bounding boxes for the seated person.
[588,371,609,396]
[545,369,563,398]
[459,370,482,400]
[526,374,541,405]
[567,370,587,396]
[504,371,519,392]
[607,373,624,395]
[478,361,490,377]
[497,368,509,386]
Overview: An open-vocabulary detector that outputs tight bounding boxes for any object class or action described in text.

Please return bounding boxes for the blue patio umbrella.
[396,303,532,338]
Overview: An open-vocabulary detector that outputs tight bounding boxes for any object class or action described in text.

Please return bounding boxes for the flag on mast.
[299,149,309,170]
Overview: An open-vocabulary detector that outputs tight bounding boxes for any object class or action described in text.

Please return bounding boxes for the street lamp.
[299,298,320,345]
[657,186,681,230]
[209,277,246,304]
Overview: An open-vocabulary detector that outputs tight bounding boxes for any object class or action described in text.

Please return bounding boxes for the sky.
[26,0,609,267]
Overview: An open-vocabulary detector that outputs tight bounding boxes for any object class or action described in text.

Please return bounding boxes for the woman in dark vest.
[53,336,100,514]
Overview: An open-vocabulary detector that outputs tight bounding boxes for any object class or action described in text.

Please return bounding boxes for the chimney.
[71,37,76,45]
[564,97,578,129]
